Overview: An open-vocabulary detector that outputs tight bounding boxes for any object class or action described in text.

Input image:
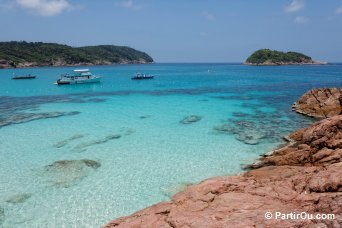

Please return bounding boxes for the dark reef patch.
[213,103,314,145]
[232,112,249,118]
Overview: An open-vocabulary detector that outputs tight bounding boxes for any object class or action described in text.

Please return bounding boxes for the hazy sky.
[1,0,342,62]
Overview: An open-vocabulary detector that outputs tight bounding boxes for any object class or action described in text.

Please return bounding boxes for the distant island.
[244,49,327,66]
[0,41,153,68]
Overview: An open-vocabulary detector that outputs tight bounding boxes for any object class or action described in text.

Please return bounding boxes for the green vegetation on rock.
[0,41,153,68]
[245,49,314,65]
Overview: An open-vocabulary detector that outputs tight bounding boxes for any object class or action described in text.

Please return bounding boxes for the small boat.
[131,73,154,80]
[55,69,101,85]
[12,74,36,79]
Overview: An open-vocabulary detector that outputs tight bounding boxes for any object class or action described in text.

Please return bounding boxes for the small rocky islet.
[244,49,327,66]
[105,88,342,227]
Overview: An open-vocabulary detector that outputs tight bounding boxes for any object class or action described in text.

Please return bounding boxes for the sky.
[0,0,342,62]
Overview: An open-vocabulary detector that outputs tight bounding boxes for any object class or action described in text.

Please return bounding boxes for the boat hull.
[56,77,101,85]
[12,76,36,79]
[131,76,154,80]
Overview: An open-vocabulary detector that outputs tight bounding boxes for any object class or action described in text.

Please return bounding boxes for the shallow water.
[0,63,341,227]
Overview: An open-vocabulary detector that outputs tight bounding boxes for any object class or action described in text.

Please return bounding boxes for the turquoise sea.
[0,63,341,227]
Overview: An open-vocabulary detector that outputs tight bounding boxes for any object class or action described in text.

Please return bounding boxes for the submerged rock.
[0,207,4,226]
[6,193,32,204]
[235,130,266,145]
[292,88,342,118]
[0,111,80,128]
[72,134,121,152]
[232,112,249,118]
[53,134,84,148]
[213,124,235,133]
[214,121,267,145]
[139,115,151,119]
[180,115,202,124]
[44,159,101,187]
[120,128,136,135]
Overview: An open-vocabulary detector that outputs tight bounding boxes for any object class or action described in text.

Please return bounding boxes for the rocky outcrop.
[0,59,15,68]
[105,115,342,227]
[248,115,342,168]
[292,88,342,118]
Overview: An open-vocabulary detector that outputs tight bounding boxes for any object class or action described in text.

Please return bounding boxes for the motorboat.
[56,69,101,85]
[131,73,154,80]
[12,73,36,79]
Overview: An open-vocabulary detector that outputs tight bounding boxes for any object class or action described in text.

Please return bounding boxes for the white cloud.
[336,6,342,14]
[115,0,141,10]
[16,0,70,16]
[202,11,215,21]
[285,0,305,13]
[295,16,309,24]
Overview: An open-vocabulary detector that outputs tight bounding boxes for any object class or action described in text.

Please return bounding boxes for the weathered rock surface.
[292,88,342,118]
[248,115,342,168]
[105,115,342,227]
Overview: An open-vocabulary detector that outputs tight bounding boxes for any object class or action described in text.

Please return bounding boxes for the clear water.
[0,63,341,227]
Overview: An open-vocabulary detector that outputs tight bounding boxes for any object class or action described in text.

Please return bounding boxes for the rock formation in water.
[105,88,342,228]
[244,49,327,66]
[292,88,342,118]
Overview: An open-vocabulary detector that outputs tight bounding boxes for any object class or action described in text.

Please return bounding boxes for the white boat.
[56,69,101,85]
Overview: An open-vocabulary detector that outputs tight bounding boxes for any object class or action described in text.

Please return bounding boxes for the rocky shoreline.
[0,59,152,69]
[105,88,342,227]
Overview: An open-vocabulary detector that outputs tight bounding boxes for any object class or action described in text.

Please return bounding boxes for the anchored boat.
[12,74,36,79]
[56,69,101,85]
[131,73,154,80]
